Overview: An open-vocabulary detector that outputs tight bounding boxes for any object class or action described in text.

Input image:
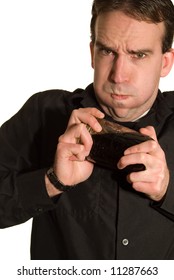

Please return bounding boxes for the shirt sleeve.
[151,168,174,221]
[0,91,67,228]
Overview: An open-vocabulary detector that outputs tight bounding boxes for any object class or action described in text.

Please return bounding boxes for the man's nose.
[110,55,130,83]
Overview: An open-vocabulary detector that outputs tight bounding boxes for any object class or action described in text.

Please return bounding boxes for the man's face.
[90,11,173,121]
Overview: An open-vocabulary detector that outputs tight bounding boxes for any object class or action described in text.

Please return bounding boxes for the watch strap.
[46,167,75,192]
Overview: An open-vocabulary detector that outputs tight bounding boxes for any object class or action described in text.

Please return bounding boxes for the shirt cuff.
[16,168,57,216]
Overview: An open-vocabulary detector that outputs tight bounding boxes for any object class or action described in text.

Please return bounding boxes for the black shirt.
[1,84,174,259]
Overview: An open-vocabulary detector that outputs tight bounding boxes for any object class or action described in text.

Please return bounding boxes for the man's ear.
[90,41,94,69]
[161,48,174,77]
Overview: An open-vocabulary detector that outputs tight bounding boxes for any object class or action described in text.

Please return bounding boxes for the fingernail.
[95,122,102,132]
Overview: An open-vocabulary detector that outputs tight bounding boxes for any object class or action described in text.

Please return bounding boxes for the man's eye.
[134,52,146,59]
[99,48,114,56]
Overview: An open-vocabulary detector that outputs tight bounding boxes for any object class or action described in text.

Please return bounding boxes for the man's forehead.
[95,11,165,41]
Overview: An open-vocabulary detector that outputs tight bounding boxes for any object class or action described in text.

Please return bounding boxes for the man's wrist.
[45,174,62,197]
[46,167,76,192]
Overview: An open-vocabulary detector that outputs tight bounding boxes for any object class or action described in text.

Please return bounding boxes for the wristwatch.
[46,167,75,192]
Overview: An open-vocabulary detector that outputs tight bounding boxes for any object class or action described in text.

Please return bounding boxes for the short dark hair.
[90,0,174,53]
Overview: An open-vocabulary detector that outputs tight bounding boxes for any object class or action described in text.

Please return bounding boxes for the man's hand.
[52,108,104,187]
[117,126,169,201]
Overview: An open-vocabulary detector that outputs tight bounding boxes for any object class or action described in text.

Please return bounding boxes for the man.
[0,0,174,259]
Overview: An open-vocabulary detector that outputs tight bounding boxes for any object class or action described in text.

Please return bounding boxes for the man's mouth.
[111,93,129,100]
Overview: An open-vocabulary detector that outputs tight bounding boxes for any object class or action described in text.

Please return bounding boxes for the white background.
[0,0,173,266]
[0,0,93,262]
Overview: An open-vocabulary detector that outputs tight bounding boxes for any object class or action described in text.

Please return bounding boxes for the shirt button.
[36,207,43,213]
[122,238,129,246]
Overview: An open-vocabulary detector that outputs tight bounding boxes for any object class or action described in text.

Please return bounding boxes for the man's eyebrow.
[128,49,153,55]
[95,40,116,51]
[95,41,153,54]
